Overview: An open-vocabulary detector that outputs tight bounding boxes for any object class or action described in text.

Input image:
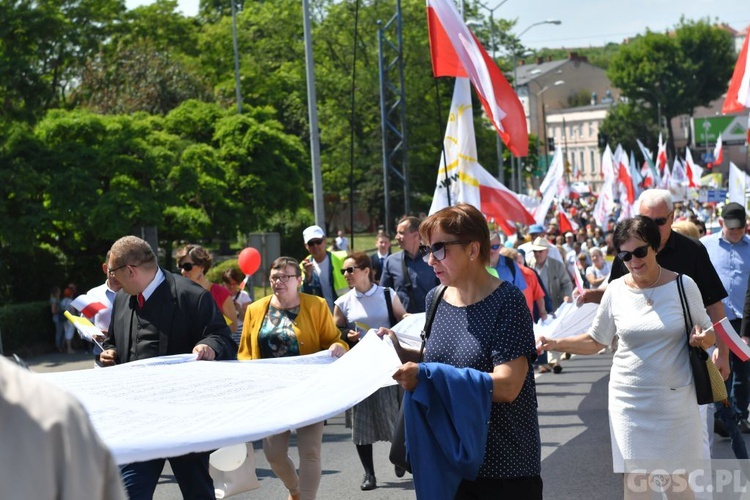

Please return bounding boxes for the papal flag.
[428,78,535,234]
[728,162,749,205]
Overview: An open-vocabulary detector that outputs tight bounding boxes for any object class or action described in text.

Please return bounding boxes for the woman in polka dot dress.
[387,203,542,499]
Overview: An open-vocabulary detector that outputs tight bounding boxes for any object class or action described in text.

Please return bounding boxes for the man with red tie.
[100,235,236,500]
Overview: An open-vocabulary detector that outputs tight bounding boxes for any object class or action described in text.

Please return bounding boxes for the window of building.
[590,150,596,173]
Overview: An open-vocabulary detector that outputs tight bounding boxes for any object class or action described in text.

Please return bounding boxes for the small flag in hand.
[714,317,750,362]
[71,295,108,319]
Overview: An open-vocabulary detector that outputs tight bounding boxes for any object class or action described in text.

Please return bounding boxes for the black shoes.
[740,418,750,434]
[361,474,377,491]
[714,418,730,438]
[394,465,406,478]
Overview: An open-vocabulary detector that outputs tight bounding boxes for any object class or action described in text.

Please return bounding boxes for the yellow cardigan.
[237,293,348,360]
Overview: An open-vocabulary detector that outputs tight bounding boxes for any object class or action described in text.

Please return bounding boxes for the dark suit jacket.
[371,250,391,283]
[104,270,237,364]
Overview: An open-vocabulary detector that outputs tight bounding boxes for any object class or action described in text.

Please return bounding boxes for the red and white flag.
[656,133,668,173]
[708,135,724,168]
[722,27,750,114]
[71,294,108,319]
[684,147,702,188]
[614,145,635,204]
[714,317,750,362]
[557,210,578,234]
[426,0,528,156]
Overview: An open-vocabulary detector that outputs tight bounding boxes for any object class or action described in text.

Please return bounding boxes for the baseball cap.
[528,224,545,235]
[722,203,747,229]
[303,225,326,244]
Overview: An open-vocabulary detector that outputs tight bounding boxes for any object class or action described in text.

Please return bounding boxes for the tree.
[600,101,657,154]
[607,19,734,158]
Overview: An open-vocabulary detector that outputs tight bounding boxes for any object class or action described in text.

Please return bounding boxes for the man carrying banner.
[701,203,750,457]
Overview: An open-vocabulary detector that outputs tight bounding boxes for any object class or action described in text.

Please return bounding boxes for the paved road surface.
[22,351,743,499]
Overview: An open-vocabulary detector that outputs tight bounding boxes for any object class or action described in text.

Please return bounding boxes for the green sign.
[691,115,748,146]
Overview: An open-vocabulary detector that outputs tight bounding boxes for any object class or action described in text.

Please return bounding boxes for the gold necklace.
[634,266,662,307]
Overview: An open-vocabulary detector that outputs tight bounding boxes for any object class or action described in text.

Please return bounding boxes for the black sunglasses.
[179,262,195,272]
[418,240,468,262]
[617,244,650,262]
[647,212,673,226]
[340,266,362,275]
[307,238,324,246]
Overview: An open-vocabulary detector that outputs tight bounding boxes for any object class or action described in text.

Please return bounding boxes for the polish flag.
[614,145,635,204]
[708,135,724,168]
[713,317,750,362]
[656,133,668,173]
[722,27,750,114]
[684,147,702,188]
[426,0,528,156]
[429,78,535,234]
[71,294,108,319]
[572,261,585,295]
[557,210,578,234]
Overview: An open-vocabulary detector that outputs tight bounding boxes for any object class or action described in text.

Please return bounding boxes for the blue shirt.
[701,232,750,320]
[492,257,527,291]
[379,250,439,313]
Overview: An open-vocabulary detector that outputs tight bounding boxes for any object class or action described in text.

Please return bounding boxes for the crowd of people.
[23,188,750,499]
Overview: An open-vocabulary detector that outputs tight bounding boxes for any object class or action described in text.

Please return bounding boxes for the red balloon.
[238,247,261,275]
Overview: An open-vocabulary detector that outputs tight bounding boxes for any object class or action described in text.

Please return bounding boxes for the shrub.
[0,301,55,356]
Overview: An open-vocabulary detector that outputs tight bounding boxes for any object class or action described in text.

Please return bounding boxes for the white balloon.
[209,444,247,472]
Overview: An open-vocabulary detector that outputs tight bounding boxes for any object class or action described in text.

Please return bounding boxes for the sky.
[124,0,750,50]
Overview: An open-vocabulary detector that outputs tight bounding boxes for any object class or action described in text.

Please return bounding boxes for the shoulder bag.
[389,285,447,473]
[676,274,728,406]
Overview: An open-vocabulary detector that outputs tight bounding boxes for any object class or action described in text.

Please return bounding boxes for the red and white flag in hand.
[426,0,528,156]
[71,294,108,319]
[713,317,750,362]
[722,27,750,114]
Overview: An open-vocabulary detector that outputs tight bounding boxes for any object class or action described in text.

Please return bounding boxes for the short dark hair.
[345,252,373,282]
[222,267,244,284]
[176,244,213,273]
[613,216,660,253]
[398,216,421,233]
[270,256,301,276]
[419,203,490,264]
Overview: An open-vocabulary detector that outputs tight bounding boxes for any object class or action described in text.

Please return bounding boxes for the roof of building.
[546,103,613,115]
[513,59,568,87]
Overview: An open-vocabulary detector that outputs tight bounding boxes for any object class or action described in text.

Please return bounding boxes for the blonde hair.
[671,220,700,239]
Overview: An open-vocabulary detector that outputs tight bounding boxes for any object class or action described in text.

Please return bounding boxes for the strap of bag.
[418,285,447,361]
[676,274,693,343]
[384,287,396,328]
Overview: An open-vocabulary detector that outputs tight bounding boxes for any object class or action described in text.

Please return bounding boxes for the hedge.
[0,301,55,356]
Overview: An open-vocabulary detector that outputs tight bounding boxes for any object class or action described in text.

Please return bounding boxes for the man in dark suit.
[370,231,392,283]
[100,235,236,500]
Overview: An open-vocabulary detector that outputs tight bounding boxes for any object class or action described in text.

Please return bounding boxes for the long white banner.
[41,333,403,464]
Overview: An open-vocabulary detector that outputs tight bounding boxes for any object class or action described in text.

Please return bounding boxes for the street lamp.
[511,18,562,193]
[469,0,510,185]
[536,80,564,172]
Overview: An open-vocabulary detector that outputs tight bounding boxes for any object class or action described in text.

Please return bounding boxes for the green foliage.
[567,89,593,108]
[601,101,657,153]
[0,302,55,355]
[207,258,238,284]
[261,208,316,261]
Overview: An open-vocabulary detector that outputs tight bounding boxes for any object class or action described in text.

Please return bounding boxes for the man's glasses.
[648,212,674,226]
[418,240,468,262]
[340,266,362,275]
[107,264,129,277]
[490,244,501,251]
[269,274,298,283]
[617,244,650,262]
[307,239,324,246]
[178,262,195,272]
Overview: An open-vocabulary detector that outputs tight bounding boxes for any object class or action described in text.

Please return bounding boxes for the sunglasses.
[178,262,195,272]
[307,238,324,246]
[617,244,650,262]
[491,244,501,250]
[647,212,673,226]
[340,266,362,275]
[418,240,468,262]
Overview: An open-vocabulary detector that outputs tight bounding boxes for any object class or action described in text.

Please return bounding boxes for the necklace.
[634,266,662,306]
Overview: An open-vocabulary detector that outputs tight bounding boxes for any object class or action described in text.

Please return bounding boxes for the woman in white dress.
[538,216,715,499]
[333,252,407,491]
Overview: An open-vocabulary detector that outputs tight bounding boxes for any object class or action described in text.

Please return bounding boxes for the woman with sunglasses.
[538,216,715,497]
[332,252,407,491]
[386,203,542,499]
[176,244,238,334]
[238,256,347,500]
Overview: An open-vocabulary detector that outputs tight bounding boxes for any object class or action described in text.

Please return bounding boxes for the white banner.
[41,333,403,464]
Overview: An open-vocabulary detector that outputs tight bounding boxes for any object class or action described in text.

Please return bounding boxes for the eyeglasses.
[649,212,674,226]
[490,244,501,251]
[269,274,298,283]
[617,244,650,262]
[107,264,133,277]
[418,240,468,262]
[307,239,324,246]
[178,262,195,272]
[340,266,362,275]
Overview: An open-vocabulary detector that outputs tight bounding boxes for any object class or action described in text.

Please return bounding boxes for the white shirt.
[313,257,334,310]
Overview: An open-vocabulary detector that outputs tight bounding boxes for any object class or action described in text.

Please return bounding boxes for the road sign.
[691,115,748,146]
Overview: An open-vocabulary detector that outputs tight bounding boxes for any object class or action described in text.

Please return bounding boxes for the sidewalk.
[24,351,97,373]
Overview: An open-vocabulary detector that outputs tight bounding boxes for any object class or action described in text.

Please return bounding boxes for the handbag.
[208,443,261,498]
[389,285,447,473]
[676,274,728,406]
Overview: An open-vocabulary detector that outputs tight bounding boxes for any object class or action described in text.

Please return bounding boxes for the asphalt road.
[22,351,744,499]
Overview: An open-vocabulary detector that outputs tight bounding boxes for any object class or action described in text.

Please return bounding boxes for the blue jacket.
[405,362,493,500]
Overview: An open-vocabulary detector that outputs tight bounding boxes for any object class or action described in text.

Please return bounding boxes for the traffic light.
[597,132,609,149]
[547,137,555,151]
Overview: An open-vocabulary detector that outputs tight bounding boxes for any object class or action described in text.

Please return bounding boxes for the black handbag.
[389,285,447,473]
[677,274,727,406]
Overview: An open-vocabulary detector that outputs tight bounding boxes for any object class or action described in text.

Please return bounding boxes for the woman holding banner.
[538,216,714,497]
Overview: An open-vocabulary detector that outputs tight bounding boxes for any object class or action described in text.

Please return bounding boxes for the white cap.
[303,225,326,244]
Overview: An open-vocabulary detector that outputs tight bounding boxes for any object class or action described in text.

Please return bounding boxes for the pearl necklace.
[633,266,662,307]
